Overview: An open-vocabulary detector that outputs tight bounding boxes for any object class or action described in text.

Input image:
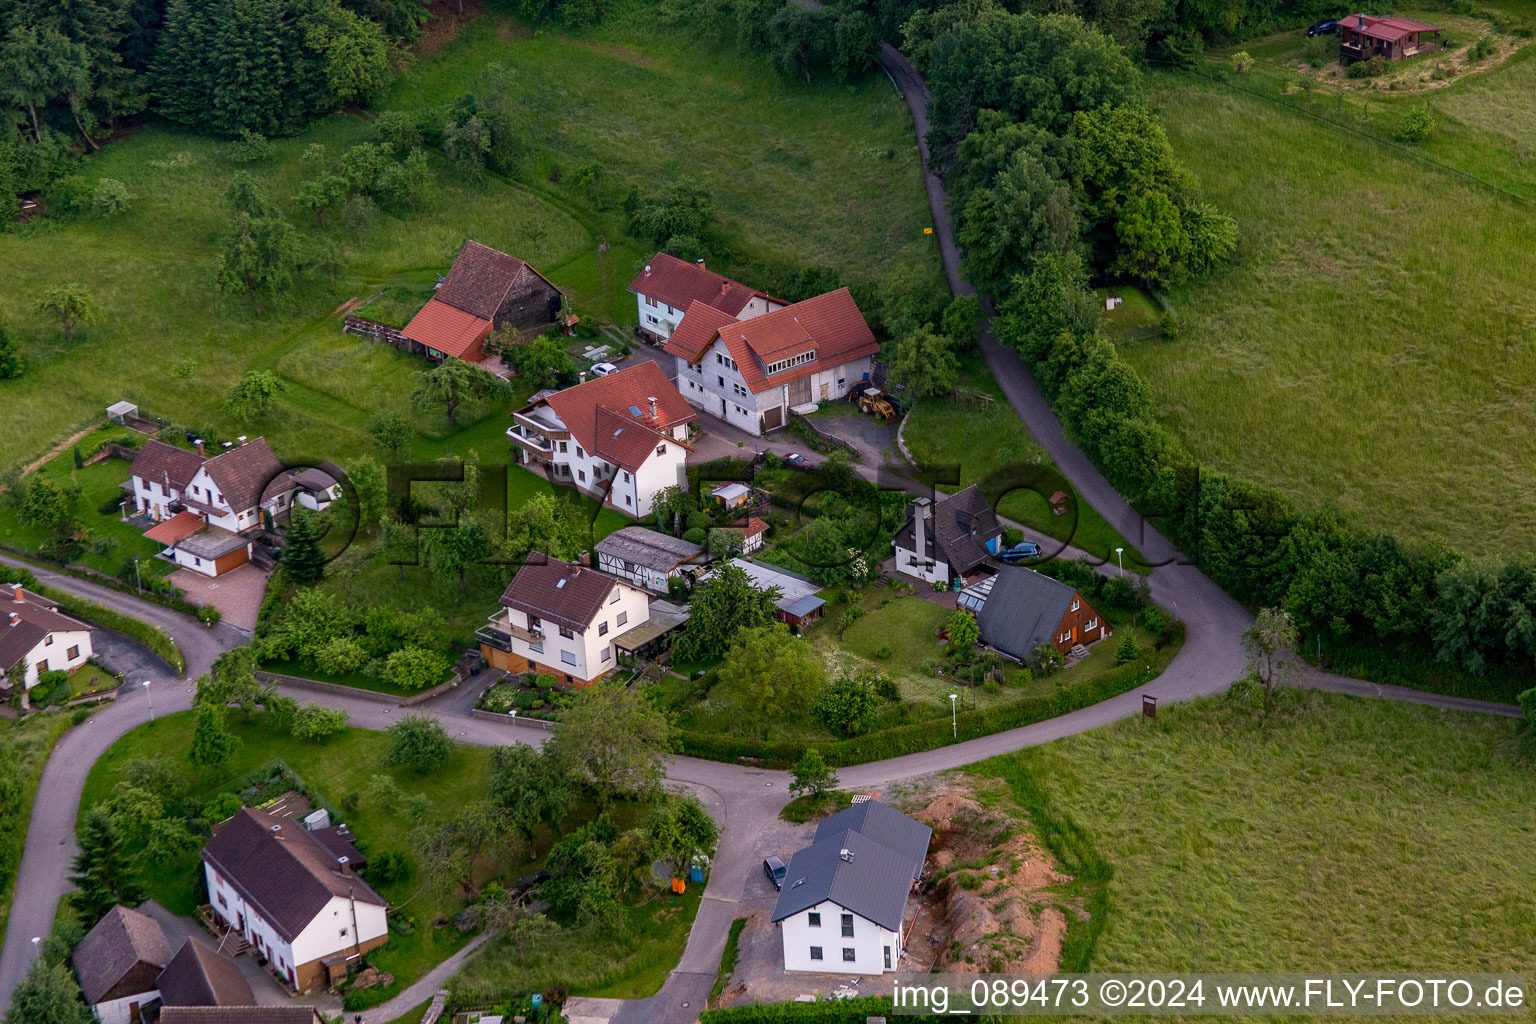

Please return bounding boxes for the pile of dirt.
[910,785,1072,975]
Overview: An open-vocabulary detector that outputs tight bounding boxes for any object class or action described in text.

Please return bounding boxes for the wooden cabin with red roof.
[664,287,880,435]
[507,362,696,518]
[628,253,785,344]
[1338,13,1441,61]
[403,241,564,364]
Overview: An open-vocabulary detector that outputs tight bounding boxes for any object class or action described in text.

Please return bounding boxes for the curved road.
[0,44,1521,1024]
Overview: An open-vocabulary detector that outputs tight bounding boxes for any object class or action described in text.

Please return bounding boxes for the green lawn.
[978,691,1536,989]
[1125,64,1536,556]
[904,353,1150,572]
[0,5,940,489]
[67,659,121,697]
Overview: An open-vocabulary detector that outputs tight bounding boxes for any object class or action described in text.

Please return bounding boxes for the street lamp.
[29,937,40,958]
[508,707,517,742]
[142,679,154,721]
[948,693,958,738]
[1115,547,1125,576]
[133,557,142,595]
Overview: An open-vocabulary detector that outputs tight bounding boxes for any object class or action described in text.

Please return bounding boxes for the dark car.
[999,541,1043,561]
[783,453,809,469]
[1307,18,1339,35]
[763,855,788,890]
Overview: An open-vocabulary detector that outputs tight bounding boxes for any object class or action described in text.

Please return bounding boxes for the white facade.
[204,864,386,991]
[674,339,874,435]
[636,290,780,341]
[779,900,904,975]
[495,581,650,683]
[91,990,158,1024]
[596,552,685,593]
[510,416,689,519]
[16,626,93,690]
[893,543,949,585]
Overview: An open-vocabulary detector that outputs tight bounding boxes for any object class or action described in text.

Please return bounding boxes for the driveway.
[168,563,270,633]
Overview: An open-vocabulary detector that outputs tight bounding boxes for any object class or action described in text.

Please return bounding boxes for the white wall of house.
[206,862,296,986]
[675,341,874,436]
[525,423,687,520]
[596,552,683,593]
[893,543,950,586]
[636,293,684,339]
[500,581,650,682]
[20,627,92,689]
[780,900,903,975]
[289,895,387,974]
[92,989,159,1024]
[132,476,180,521]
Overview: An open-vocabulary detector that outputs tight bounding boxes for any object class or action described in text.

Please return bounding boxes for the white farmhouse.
[666,288,880,435]
[201,808,387,994]
[128,437,302,577]
[0,583,94,691]
[71,905,172,1024]
[508,362,696,519]
[478,555,651,686]
[628,252,783,344]
[771,799,931,976]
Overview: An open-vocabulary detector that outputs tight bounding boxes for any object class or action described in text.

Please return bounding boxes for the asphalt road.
[0,44,1520,1024]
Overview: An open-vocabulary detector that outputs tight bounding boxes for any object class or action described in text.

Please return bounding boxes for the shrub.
[228,129,271,163]
[1471,34,1497,59]
[91,179,135,217]
[683,527,707,544]
[1346,56,1389,78]
[1394,106,1435,143]
[873,645,893,660]
[1115,635,1142,665]
[811,675,881,737]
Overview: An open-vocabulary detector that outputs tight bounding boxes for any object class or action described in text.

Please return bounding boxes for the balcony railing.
[507,426,554,454]
[476,618,544,653]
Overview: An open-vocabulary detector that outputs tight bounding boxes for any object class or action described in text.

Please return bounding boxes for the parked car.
[1307,18,1339,35]
[763,855,787,890]
[783,452,809,469]
[590,361,619,377]
[999,541,1042,561]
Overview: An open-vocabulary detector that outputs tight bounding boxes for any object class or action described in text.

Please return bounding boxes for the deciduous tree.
[716,624,825,720]
[545,679,675,807]
[489,743,575,857]
[224,369,286,419]
[410,359,508,427]
[34,283,103,342]
[385,713,452,774]
[789,747,837,798]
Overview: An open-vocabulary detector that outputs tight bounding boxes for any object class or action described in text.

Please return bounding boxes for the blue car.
[999,541,1042,561]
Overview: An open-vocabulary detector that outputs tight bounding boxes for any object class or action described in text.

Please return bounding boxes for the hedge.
[702,994,1004,1023]
[675,657,1164,768]
[36,584,186,676]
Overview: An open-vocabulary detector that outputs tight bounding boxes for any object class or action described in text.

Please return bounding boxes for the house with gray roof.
[594,526,704,593]
[962,565,1109,664]
[770,799,931,975]
[155,938,255,1009]
[893,487,1003,587]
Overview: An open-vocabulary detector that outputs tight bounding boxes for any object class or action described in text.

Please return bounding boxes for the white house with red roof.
[127,437,302,577]
[507,362,695,518]
[628,253,784,344]
[477,556,652,685]
[403,240,564,364]
[666,288,879,435]
[0,583,93,691]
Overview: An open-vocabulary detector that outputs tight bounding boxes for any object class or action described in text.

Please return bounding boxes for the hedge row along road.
[0,49,1522,1024]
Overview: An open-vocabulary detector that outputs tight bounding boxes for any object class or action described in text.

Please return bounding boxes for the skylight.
[628,405,642,417]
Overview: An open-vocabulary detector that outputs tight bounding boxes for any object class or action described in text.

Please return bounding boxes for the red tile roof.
[686,288,878,395]
[144,510,206,545]
[628,253,777,318]
[402,298,492,360]
[499,557,623,634]
[1344,13,1440,39]
[532,362,696,472]
[131,439,204,493]
[664,301,739,363]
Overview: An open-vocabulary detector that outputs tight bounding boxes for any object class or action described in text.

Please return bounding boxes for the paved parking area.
[168,562,269,633]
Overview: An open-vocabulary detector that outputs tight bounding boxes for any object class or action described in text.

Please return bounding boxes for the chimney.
[720,281,729,295]
[193,438,204,457]
[643,264,652,277]
[578,371,587,386]
[1358,12,1365,27]
[10,584,21,604]
[696,258,706,269]
[839,848,854,863]
[7,612,17,628]
[912,497,931,557]
[237,435,248,445]
[647,396,658,419]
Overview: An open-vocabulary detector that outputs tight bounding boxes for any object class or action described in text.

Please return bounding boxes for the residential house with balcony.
[666,289,879,435]
[127,437,301,577]
[201,808,386,994]
[628,253,783,344]
[402,240,565,364]
[506,362,695,518]
[1338,13,1440,61]
[478,556,651,685]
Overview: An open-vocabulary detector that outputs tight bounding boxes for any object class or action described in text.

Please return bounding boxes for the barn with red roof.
[403,240,565,364]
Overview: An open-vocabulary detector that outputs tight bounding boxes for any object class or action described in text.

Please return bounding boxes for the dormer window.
[765,350,815,374]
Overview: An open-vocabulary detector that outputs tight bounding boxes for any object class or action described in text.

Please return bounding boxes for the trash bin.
[689,864,703,882]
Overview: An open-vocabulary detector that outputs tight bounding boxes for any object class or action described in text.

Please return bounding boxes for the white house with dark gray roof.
[893,487,1004,587]
[771,799,931,975]
[201,807,386,994]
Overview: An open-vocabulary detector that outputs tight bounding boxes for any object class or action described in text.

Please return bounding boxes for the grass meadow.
[0,2,939,482]
[1126,62,1536,556]
[980,691,1536,996]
